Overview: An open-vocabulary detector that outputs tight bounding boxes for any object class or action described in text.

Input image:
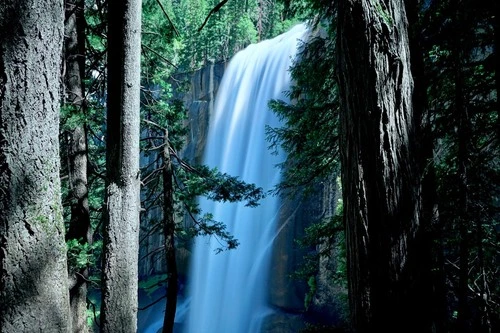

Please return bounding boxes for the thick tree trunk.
[0,0,71,331]
[100,0,142,332]
[63,0,92,331]
[162,134,178,333]
[338,0,428,331]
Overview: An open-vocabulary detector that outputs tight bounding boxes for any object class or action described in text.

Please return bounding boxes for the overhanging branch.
[198,0,229,32]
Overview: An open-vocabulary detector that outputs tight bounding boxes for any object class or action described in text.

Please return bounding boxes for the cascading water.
[184,23,309,333]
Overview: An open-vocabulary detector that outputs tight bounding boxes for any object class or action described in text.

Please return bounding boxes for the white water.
[183,23,309,333]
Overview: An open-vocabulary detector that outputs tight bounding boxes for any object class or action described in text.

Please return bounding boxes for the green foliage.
[232,15,258,49]
[286,0,336,27]
[152,0,296,70]
[86,307,100,328]
[175,165,265,207]
[188,213,240,253]
[304,275,317,310]
[165,158,264,252]
[59,0,108,286]
[66,238,103,271]
[267,29,339,196]
[294,207,346,279]
[297,215,341,255]
[60,104,87,131]
[142,0,181,78]
[141,81,188,151]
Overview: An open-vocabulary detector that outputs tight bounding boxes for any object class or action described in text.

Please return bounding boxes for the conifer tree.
[0,0,71,330]
[337,0,432,331]
[100,0,142,331]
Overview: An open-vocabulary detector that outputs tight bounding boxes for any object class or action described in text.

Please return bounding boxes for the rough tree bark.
[63,0,92,331]
[338,0,430,331]
[100,0,142,331]
[0,0,71,331]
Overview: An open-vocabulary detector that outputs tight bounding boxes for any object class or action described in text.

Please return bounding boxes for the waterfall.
[184,23,309,333]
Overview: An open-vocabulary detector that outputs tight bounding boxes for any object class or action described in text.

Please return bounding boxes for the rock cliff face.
[175,61,227,165]
[174,61,227,282]
[265,177,347,332]
[307,177,349,328]
[264,190,320,333]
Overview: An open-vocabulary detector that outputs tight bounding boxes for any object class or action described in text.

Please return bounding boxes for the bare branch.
[140,136,166,141]
[141,167,163,185]
[142,118,166,131]
[139,245,165,261]
[138,295,167,311]
[169,146,200,174]
[154,0,180,36]
[198,0,229,32]
[141,44,178,68]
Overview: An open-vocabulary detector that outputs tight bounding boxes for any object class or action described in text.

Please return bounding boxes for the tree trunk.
[0,0,71,331]
[100,0,142,331]
[338,0,428,331]
[63,0,92,331]
[162,132,178,333]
